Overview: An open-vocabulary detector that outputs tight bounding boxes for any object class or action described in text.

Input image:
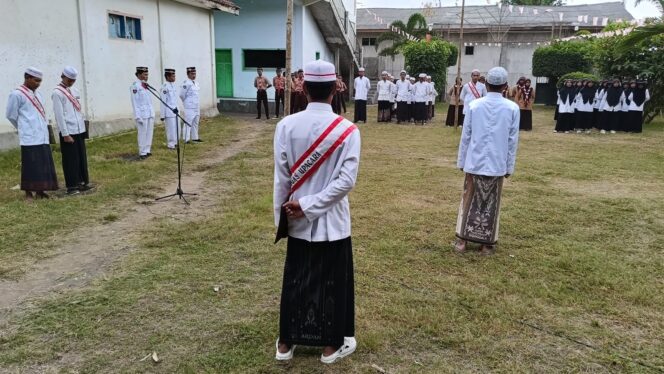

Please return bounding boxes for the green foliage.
[402,38,457,93]
[377,13,429,58]
[532,41,594,82]
[602,20,634,32]
[557,72,600,87]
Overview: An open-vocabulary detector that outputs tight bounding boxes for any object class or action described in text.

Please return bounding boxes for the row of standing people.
[375,70,439,125]
[555,79,650,134]
[254,68,348,120]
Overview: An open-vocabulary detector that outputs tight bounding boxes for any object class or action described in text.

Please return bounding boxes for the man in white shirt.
[52,66,90,195]
[426,75,438,121]
[376,71,394,122]
[180,67,201,143]
[395,70,411,124]
[353,67,371,123]
[274,59,360,365]
[412,73,432,125]
[160,68,179,150]
[130,66,155,160]
[6,67,59,200]
[455,66,520,255]
[459,69,487,115]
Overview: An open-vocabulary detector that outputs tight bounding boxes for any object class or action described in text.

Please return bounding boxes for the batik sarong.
[456,173,504,244]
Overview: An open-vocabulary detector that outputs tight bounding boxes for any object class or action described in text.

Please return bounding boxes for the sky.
[357,0,662,19]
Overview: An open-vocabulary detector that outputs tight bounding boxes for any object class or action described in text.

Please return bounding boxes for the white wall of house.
[214,0,334,99]
[0,0,217,143]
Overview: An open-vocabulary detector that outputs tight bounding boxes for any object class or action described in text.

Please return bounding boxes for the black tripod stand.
[144,82,197,204]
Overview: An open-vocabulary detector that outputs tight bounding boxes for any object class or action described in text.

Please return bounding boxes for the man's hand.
[63,135,74,144]
[505,174,511,179]
[459,168,464,172]
[283,200,305,220]
[160,118,165,122]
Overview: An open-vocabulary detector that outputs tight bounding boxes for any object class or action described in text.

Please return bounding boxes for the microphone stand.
[143,82,197,205]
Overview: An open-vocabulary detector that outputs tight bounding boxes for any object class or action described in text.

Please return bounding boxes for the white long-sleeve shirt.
[180,79,200,112]
[460,82,487,114]
[457,92,520,177]
[627,89,650,111]
[377,80,394,101]
[52,84,86,136]
[428,81,438,103]
[130,80,154,119]
[412,81,432,103]
[273,102,361,242]
[557,90,576,113]
[353,76,371,101]
[160,82,179,118]
[395,79,412,102]
[5,87,49,146]
[601,90,624,112]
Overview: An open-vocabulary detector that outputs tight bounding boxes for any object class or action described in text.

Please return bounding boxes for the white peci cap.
[25,67,43,79]
[63,66,78,80]
[358,67,365,72]
[400,70,407,74]
[486,66,508,85]
[304,60,337,82]
[418,73,426,78]
[381,70,388,75]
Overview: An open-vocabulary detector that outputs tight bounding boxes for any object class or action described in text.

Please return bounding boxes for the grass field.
[1,104,663,373]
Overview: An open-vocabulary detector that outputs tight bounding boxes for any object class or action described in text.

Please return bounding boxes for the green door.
[215,49,233,97]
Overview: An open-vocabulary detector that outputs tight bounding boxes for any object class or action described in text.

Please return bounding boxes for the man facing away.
[160,68,179,150]
[6,67,59,200]
[273,59,361,364]
[460,69,487,115]
[353,67,370,123]
[180,67,201,143]
[455,67,520,255]
[254,67,271,120]
[52,66,90,195]
[130,66,155,159]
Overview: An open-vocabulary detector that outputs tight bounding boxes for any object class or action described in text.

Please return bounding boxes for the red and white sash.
[468,82,481,99]
[17,85,46,120]
[55,84,82,112]
[289,115,357,194]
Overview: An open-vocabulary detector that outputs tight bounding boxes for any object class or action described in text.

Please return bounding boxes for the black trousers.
[339,93,347,113]
[332,93,341,114]
[59,133,89,190]
[354,100,367,122]
[275,89,285,117]
[257,89,269,118]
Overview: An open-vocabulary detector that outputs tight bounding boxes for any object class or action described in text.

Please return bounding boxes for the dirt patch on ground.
[0,117,266,328]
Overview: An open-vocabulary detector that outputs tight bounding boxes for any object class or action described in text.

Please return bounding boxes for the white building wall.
[300,6,334,67]
[0,0,217,143]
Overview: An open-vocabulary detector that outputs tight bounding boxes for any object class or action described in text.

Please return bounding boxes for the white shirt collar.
[307,102,333,112]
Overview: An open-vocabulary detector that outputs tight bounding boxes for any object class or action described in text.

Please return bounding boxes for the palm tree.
[618,22,664,49]
[376,13,429,58]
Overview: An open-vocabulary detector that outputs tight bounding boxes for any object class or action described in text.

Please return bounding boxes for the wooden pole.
[284,0,293,115]
[453,0,466,130]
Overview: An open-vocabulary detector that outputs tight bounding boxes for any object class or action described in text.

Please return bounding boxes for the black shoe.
[139,155,148,160]
[193,139,203,143]
[78,184,93,192]
[66,189,80,196]
[185,141,191,144]
[256,116,261,119]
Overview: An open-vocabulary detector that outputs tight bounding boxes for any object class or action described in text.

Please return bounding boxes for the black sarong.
[628,111,644,133]
[59,133,89,190]
[396,101,409,123]
[575,111,593,130]
[555,113,574,132]
[280,236,355,347]
[21,144,58,191]
[377,100,391,122]
[519,110,532,131]
[446,104,464,126]
[354,100,367,122]
[414,102,427,123]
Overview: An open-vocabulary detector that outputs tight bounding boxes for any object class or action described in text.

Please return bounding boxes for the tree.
[532,40,594,83]
[376,13,429,59]
[402,38,457,95]
[618,22,664,50]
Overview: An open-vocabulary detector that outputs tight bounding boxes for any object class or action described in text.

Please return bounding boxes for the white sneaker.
[576,130,582,134]
[275,339,296,361]
[600,129,606,134]
[553,130,558,133]
[610,130,616,134]
[320,337,357,364]
[564,131,570,134]
[586,130,591,134]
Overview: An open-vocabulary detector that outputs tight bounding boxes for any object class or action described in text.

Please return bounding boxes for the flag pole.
[454,0,466,130]
[284,0,293,115]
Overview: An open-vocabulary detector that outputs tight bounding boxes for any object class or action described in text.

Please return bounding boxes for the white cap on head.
[400,70,407,74]
[471,69,481,74]
[63,66,78,80]
[486,66,508,85]
[25,67,43,79]
[426,75,431,79]
[304,60,337,82]
[358,67,365,72]
[418,73,426,78]
[381,70,388,75]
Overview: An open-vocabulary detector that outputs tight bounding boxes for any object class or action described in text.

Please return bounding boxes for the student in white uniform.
[593,80,606,130]
[160,68,179,150]
[412,73,432,125]
[599,79,624,134]
[459,69,487,115]
[574,80,596,134]
[455,66,520,255]
[130,66,155,159]
[353,67,371,123]
[376,71,394,122]
[274,59,360,365]
[426,76,437,120]
[52,66,90,195]
[6,67,59,199]
[180,67,201,143]
[395,70,411,124]
[555,80,575,133]
[627,80,650,133]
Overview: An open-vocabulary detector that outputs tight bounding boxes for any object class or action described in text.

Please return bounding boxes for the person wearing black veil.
[575,80,597,134]
[600,79,624,134]
[593,80,606,130]
[619,80,633,132]
[555,79,576,133]
[627,80,650,133]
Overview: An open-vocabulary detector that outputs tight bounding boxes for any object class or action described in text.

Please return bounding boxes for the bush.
[402,38,457,94]
[532,41,594,82]
[557,72,600,87]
